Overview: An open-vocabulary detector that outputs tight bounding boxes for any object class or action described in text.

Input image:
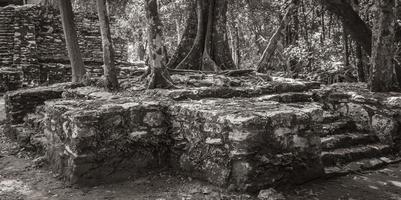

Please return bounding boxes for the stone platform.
[40,96,324,191]
[3,79,401,193]
[169,99,324,192]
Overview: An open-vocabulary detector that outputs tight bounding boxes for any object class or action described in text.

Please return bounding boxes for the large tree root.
[170,0,236,72]
[145,67,176,89]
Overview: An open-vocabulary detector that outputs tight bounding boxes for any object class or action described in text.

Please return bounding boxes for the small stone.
[143,111,165,127]
[205,137,222,145]
[201,187,212,194]
[129,131,147,139]
[189,188,200,194]
[33,156,47,167]
[257,188,286,200]
[227,184,236,192]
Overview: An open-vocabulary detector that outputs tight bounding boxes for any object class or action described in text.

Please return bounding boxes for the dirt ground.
[2,97,401,200]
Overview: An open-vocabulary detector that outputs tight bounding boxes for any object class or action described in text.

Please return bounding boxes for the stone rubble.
[257,188,286,200]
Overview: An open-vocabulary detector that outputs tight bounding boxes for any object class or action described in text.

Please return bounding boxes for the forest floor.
[1,96,401,200]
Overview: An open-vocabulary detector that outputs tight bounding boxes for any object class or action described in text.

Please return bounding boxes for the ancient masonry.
[3,76,401,193]
[0,5,128,92]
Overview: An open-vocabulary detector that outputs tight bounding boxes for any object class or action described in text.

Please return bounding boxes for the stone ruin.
[3,73,401,194]
[0,4,128,92]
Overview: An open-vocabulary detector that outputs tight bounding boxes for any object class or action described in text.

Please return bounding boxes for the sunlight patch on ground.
[368,185,379,190]
[0,96,5,121]
[0,179,32,195]
[389,181,401,188]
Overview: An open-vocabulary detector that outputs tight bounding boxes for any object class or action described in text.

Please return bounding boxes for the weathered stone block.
[372,114,398,146]
[4,82,82,124]
[43,98,170,185]
[168,99,324,192]
[0,69,22,92]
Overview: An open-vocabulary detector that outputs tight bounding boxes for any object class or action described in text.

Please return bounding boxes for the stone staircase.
[0,7,15,67]
[320,112,395,176]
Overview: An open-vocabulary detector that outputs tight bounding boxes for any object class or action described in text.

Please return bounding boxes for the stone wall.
[1,5,128,89]
[4,82,82,124]
[34,9,127,63]
[169,99,324,192]
[43,98,170,185]
[0,68,22,92]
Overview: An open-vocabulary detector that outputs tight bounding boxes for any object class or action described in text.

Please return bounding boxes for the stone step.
[0,52,12,56]
[0,31,13,34]
[0,57,12,60]
[0,42,12,45]
[0,61,13,65]
[0,58,13,62]
[0,37,12,40]
[321,120,357,136]
[0,27,12,30]
[0,33,13,37]
[0,49,12,52]
[0,21,12,24]
[0,54,12,58]
[0,40,12,44]
[0,28,13,32]
[0,49,12,53]
[324,156,398,176]
[0,54,13,57]
[321,144,392,167]
[322,111,342,123]
[257,92,313,103]
[321,133,379,151]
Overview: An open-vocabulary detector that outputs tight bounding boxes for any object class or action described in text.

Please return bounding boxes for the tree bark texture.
[169,0,236,71]
[323,0,372,55]
[58,0,86,83]
[257,0,299,73]
[145,0,175,89]
[96,0,119,91]
[370,0,397,92]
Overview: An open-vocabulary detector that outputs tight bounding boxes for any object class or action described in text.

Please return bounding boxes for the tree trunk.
[322,0,372,55]
[349,0,366,82]
[137,43,146,61]
[145,0,175,89]
[169,0,236,71]
[356,44,366,82]
[166,0,197,69]
[257,0,299,73]
[137,31,146,61]
[370,0,397,92]
[395,0,401,86]
[343,23,350,66]
[58,0,86,83]
[175,19,181,45]
[96,0,119,91]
